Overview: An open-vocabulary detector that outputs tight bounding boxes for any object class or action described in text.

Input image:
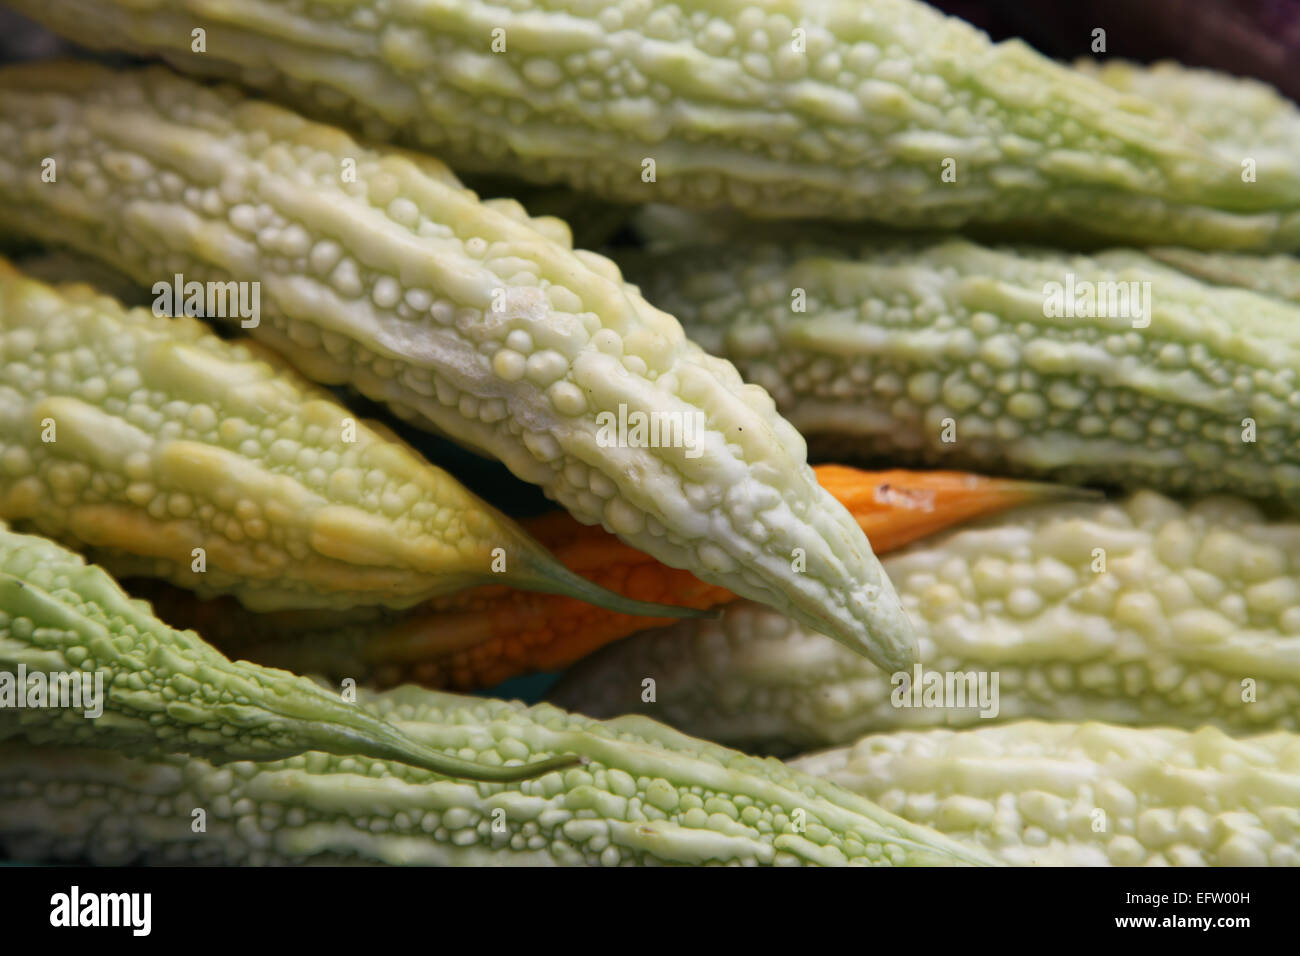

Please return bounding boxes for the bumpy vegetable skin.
[145,468,1080,690]
[1149,247,1300,306]
[553,492,1300,754]
[0,685,993,866]
[0,61,912,670]
[792,721,1300,866]
[1079,59,1300,170]
[622,237,1300,505]
[0,522,579,780]
[11,0,1300,248]
[0,259,690,619]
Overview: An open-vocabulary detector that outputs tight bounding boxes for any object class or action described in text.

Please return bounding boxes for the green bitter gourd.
[0,258,691,618]
[10,0,1300,248]
[553,491,1300,754]
[620,236,1300,505]
[791,721,1300,866]
[0,684,992,866]
[1078,59,1300,174]
[0,61,913,669]
[1147,247,1300,306]
[0,521,580,781]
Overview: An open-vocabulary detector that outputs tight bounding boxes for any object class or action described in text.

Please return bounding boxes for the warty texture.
[554,492,1300,754]
[622,237,1300,506]
[0,259,689,619]
[0,685,993,866]
[10,0,1300,247]
[0,522,581,780]
[0,60,913,670]
[792,721,1300,866]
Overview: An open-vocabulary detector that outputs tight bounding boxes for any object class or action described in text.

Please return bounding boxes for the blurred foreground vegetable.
[0,685,992,866]
[792,721,1300,866]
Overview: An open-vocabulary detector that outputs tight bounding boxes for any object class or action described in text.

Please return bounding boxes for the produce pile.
[0,0,1297,867]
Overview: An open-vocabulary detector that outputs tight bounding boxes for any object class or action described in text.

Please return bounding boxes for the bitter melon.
[12,0,1300,248]
[171,470,1090,692]
[0,62,913,669]
[0,521,580,781]
[553,492,1300,755]
[1148,248,1300,306]
[0,259,690,618]
[791,721,1300,866]
[1079,59,1300,173]
[620,237,1300,505]
[0,684,992,866]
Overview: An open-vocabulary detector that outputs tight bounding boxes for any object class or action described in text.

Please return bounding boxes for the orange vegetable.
[139,468,1093,690]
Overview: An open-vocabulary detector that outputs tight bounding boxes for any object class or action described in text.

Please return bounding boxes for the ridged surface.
[0,685,992,866]
[123,469,1074,688]
[0,259,671,617]
[0,521,580,780]
[1079,59,1300,169]
[792,721,1300,866]
[11,0,1300,247]
[189,470,1085,691]
[553,492,1300,754]
[1149,248,1300,306]
[0,60,911,669]
[622,237,1300,504]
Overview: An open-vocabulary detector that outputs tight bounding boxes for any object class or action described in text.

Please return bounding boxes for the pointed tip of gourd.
[811,589,919,676]
[873,623,921,675]
[515,556,709,619]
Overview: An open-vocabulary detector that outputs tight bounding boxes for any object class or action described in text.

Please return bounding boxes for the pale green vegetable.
[10,0,1300,248]
[553,492,1300,754]
[0,61,913,669]
[0,521,579,780]
[791,721,1300,866]
[1079,59,1300,170]
[0,258,691,619]
[1148,248,1300,306]
[1081,60,1300,301]
[0,685,992,866]
[621,237,1300,505]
